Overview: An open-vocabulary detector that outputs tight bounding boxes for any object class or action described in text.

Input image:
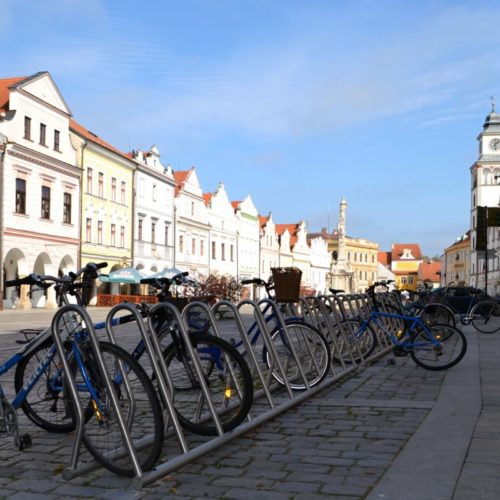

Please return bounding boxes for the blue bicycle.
[6,266,165,476]
[336,282,467,371]
[237,277,331,389]
[15,267,253,439]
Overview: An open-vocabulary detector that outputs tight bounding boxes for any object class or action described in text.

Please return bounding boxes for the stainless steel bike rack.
[51,304,144,481]
[57,292,395,488]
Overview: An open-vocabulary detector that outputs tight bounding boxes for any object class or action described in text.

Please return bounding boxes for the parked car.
[427,286,500,314]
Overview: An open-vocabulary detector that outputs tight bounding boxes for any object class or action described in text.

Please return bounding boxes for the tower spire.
[491,95,496,113]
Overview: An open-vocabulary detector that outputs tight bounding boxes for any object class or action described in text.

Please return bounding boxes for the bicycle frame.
[359,310,441,349]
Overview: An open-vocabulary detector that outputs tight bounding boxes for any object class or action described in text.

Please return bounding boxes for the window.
[24,116,31,140]
[15,178,26,214]
[41,186,51,219]
[97,221,103,244]
[121,181,126,204]
[200,240,204,256]
[230,244,234,262]
[98,172,104,198]
[87,168,93,194]
[111,224,116,246]
[86,218,92,242]
[221,243,225,261]
[111,177,117,202]
[40,123,46,146]
[54,130,60,151]
[347,251,351,260]
[408,277,414,284]
[401,276,407,284]
[191,202,195,216]
[138,219,143,240]
[179,235,184,253]
[63,193,72,223]
[192,238,196,255]
[120,226,125,247]
[151,222,156,244]
[354,252,357,262]
[212,241,216,260]
[152,184,157,201]
[164,224,169,245]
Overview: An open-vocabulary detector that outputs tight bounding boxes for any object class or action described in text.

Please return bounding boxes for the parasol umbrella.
[99,267,147,284]
[147,267,185,280]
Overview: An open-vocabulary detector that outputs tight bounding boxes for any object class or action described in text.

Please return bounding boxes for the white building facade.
[174,168,210,277]
[470,105,500,294]
[132,146,175,274]
[0,72,80,309]
[205,183,238,277]
[308,235,330,294]
[259,213,280,281]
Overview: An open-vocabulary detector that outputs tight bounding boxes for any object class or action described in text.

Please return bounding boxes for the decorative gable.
[16,72,71,115]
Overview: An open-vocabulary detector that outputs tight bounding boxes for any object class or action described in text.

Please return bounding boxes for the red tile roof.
[378,251,392,266]
[0,76,28,112]
[391,243,423,261]
[418,262,441,282]
[259,215,269,228]
[202,192,212,206]
[173,169,192,196]
[70,119,128,159]
[276,223,300,248]
[231,201,241,211]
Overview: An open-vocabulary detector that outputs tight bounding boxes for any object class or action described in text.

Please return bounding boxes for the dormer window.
[402,248,413,259]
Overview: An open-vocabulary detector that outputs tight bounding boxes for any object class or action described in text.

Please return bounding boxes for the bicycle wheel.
[263,321,331,390]
[69,342,164,477]
[471,301,500,334]
[328,320,377,364]
[163,333,253,436]
[14,337,83,433]
[410,324,467,371]
[419,303,456,327]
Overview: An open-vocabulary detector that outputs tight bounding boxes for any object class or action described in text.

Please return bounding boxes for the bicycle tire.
[409,324,467,371]
[163,333,254,436]
[68,341,164,477]
[263,321,331,390]
[14,337,93,433]
[419,303,456,327]
[328,320,377,364]
[471,301,500,334]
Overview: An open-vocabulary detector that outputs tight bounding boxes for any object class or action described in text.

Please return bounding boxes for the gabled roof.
[418,262,441,282]
[391,243,423,261]
[173,169,192,196]
[378,251,392,266]
[0,76,28,112]
[231,201,241,211]
[70,119,128,159]
[259,215,269,228]
[276,223,300,248]
[202,192,212,206]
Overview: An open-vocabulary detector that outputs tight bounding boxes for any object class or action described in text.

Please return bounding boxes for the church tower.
[470,99,500,293]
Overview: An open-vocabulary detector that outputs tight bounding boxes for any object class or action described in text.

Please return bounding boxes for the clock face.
[489,138,500,151]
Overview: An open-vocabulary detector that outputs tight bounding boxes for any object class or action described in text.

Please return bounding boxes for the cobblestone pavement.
[0,310,489,499]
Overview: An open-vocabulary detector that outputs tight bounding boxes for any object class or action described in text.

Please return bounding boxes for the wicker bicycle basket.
[271,267,302,302]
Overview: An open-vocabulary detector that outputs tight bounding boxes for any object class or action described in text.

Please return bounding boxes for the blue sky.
[3,0,500,256]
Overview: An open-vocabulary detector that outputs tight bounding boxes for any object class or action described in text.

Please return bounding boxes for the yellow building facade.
[70,120,135,302]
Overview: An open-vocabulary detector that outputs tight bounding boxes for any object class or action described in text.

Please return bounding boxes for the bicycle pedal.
[19,433,32,450]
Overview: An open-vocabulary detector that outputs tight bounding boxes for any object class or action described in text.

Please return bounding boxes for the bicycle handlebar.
[241,278,267,287]
[140,271,189,290]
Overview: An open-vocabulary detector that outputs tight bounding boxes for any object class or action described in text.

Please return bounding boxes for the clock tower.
[470,99,500,293]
